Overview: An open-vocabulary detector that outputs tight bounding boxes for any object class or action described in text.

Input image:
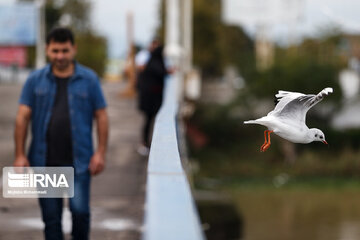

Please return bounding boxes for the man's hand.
[14,155,30,167]
[88,151,105,175]
[90,108,108,176]
[14,104,31,168]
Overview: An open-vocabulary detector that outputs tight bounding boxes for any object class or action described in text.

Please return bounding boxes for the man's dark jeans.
[39,171,91,240]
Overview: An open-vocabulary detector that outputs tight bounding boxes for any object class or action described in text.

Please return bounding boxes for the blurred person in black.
[136,43,167,156]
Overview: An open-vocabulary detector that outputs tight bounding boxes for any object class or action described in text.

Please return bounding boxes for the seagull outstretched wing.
[269,87,333,125]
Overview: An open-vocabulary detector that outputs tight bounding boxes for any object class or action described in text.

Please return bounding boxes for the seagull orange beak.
[322,140,328,145]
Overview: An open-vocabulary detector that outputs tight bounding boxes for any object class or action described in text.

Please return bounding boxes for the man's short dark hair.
[46,27,75,45]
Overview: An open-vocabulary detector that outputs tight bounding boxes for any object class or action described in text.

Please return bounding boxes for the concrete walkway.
[0,82,147,239]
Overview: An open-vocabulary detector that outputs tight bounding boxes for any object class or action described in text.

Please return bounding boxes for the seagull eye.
[320,136,323,139]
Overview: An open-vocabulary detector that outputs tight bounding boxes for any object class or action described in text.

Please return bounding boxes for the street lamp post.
[182,0,192,73]
[36,0,46,69]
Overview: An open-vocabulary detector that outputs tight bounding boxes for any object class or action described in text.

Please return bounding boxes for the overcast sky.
[91,0,360,58]
[1,0,360,59]
[91,0,160,59]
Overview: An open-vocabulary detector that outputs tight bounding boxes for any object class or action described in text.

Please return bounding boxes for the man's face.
[46,40,77,71]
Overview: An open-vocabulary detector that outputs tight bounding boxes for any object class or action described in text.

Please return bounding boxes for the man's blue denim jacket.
[19,63,107,174]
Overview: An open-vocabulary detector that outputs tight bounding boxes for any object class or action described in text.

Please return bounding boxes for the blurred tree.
[157,0,255,79]
[73,31,107,76]
[18,0,107,76]
[192,0,222,77]
[59,0,92,33]
[218,25,255,79]
[76,33,107,76]
[296,26,344,66]
[193,0,255,78]
[156,0,165,41]
[44,0,62,33]
[247,31,345,101]
[18,0,90,32]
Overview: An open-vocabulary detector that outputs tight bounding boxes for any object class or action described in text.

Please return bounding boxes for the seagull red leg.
[262,130,274,152]
[260,130,269,152]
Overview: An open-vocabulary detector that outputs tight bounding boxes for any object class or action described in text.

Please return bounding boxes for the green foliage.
[45,1,62,33]
[157,0,255,79]
[156,0,166,42]
[192,0,222,76]
[248,55,342,101]
[19,0,107,75]
[60,0,92,33]
[246,30,345,100]
[26,46,36,67]
[190,103,360,180]
[218,25,255,78]
[75,32,107,76]
[193,0,254,78]
[189,103,242,149]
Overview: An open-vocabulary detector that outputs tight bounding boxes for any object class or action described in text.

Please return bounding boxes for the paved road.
[0,82,147,239]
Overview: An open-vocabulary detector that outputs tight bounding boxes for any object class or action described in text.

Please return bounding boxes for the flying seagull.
[244,87,333,152]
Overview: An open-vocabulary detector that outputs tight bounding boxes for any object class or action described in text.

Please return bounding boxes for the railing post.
[165,0,182,64]
[35,0,46,69]
[165,0,183,102]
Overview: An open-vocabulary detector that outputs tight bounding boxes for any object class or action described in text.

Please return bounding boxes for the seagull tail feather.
[244,120,258,124]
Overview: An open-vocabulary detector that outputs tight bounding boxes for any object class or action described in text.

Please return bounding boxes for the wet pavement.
[0,82,147,239]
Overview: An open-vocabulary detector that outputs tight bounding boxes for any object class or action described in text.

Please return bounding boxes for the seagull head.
[310,128,328,144]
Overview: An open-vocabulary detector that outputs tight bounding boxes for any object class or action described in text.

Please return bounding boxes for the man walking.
[13,27,108,240]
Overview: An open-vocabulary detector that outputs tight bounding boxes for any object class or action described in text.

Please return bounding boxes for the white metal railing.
[142,73,205,240]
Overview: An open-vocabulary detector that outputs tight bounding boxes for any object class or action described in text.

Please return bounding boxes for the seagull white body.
[249,115,312,144]
[244,88,333,151]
